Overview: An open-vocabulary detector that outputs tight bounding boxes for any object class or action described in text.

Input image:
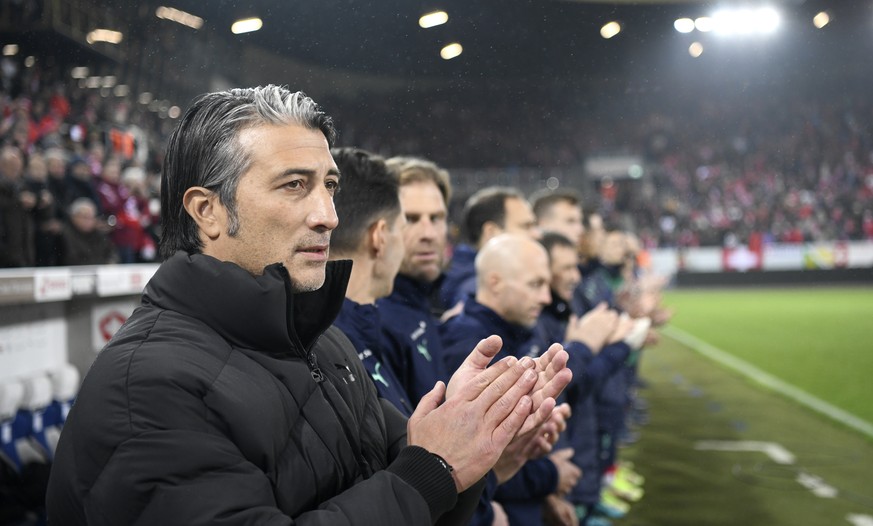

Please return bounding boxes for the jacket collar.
[388,273,437,312]
[336,298,383,351]
[463,298,533,352]
[143,251,351,354]
[543,290,572,322]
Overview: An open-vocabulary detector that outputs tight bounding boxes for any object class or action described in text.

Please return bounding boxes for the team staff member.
[46,86,572,525]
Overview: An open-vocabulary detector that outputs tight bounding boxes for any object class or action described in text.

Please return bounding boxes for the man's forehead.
[400,180,446,208]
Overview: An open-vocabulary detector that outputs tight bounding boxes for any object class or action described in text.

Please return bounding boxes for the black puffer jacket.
[47,252,464,525]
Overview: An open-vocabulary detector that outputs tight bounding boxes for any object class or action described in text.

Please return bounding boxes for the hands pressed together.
[407,335,573,491]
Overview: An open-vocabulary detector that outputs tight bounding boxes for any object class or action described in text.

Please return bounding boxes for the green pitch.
[622,332,873,526]
[662,287,873,424]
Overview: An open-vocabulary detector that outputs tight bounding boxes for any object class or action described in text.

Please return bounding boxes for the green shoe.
[599,490,631,515]
[609,476,645,502]
[615,464,645,486]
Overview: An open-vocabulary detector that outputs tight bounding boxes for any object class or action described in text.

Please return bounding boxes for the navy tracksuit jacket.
[535,294,631,506]
[333,298,414,417]
[439,244,477,310]
[441,299,556,526]
[376,275,448,406]
[378,275,498,526]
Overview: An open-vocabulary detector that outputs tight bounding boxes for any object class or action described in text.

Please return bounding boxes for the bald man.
[441,187,540,311]
[441,234,579,526]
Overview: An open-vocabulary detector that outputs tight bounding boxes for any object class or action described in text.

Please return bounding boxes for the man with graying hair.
[47,85,572,526]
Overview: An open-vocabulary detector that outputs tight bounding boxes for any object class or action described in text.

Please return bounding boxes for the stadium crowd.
[0,49,868,525]
[3,64,873,267]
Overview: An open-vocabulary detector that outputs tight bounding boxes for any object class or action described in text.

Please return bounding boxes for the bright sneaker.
[615,464,645,486]
[608,475,645,502]
[595,493,628,519]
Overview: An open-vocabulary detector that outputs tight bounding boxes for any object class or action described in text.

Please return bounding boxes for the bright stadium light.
[674,18,695,34]
[695,16,714,32]
[86,29,123,44]
[689,42,704,58]
[419,11,448,29]
[71,67,89,79]
[813,11,830,29]
[156,6,204,30]
[440,42,463,60]
[712,7,781,36]
[2,44,18,56]
[600,21,622,39]
[231,17,262,34]
[753,7,781,34]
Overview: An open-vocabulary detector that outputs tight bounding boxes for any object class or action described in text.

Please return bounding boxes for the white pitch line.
[662,325,873,440]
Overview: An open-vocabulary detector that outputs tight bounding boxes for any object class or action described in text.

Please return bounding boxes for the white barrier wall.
[649,241,873,279]
[0,264,159,385]
[1,241,871,383]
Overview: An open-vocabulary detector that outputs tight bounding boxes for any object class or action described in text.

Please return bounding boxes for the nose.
[418,217,437,241]
[307,186,339,232]
[539,285,551,306]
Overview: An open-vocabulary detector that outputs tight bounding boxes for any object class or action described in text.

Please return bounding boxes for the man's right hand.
[407,352,540,492]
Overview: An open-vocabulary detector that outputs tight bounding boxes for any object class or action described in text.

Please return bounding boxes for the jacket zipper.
[307,351,325,383]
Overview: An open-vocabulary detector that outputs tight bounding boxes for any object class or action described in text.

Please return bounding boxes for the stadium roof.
[147,0,865,81]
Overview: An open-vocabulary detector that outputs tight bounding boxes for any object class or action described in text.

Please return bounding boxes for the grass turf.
[661,287,873,424]
[621,333,873,526]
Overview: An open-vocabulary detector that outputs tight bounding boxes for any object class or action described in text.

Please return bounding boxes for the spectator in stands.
[441,187,539,310]
[44,147,70,213]
[59,198,117,266]
[47,85,572,525]
[0,146,36,267]
[24,152,63,266]
[112,166,157,262]
[63,156,100,213]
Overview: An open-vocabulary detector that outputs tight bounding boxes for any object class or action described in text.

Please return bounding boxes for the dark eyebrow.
[271,167,341,184]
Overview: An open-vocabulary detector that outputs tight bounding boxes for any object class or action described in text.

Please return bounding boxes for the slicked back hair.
[329,147,401,256]
[462,186,525,246]
[385,156,452,205]
[159,85,337,260]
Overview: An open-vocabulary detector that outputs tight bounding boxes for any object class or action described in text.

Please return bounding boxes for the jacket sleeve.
[493,458,559,501]
[77,409,458,526]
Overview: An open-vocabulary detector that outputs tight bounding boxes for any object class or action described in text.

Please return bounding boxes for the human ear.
[481,221,502,244]
[182,186,224,241]
[369,218,388,257]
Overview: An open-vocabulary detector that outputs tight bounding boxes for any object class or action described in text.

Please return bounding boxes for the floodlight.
[601,21,621,39]
[419,11,448,29]
[695,17,714,33]
[156,6,204,30]
[674,18,695,34]
[232,18,262,34]
[86,29,123,44]
[440,42,463,60]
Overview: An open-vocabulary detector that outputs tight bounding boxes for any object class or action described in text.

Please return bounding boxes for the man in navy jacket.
[442,234,581,526]
[441,186,539,311]
[329,147,415,416]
